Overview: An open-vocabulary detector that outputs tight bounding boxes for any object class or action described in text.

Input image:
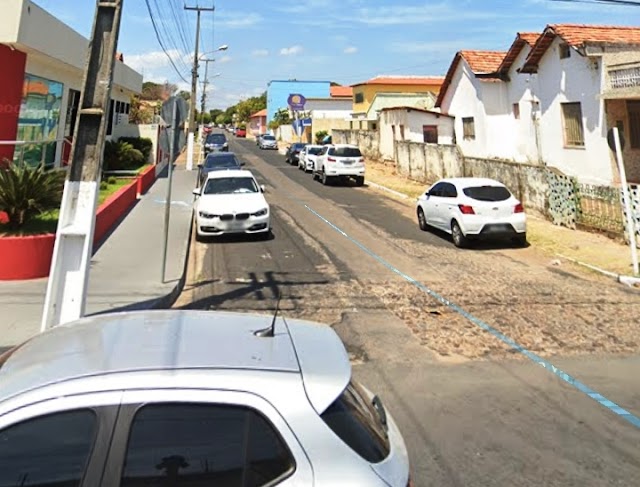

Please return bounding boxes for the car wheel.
[195,230,205,243]
[451,220,468,248]
[355,176,365,186]
[513,233,527,247]
[312,165,319,180]
[417,208,428,231]
[322,171,331,186]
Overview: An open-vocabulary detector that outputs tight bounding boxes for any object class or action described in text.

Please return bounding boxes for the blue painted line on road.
[302,203,640,430]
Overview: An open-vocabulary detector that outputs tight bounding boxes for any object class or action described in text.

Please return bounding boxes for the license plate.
[342,159,354,164]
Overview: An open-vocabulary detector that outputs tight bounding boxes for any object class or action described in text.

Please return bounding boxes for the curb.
[366,180,411,200]
[556,253,640,288]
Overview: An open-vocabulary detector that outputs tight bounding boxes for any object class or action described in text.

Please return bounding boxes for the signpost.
[607,127,639,276]
[288,94,306,143]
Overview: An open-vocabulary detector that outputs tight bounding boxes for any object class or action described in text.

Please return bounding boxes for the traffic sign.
[287,93,306,111]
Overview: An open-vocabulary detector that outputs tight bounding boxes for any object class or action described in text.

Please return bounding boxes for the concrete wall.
[112,123,160,164]
[0,0,23,42]
[333,129,380,159]
[311,118,350,142]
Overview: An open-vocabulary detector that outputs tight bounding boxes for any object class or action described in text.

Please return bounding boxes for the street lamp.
[200,72,221,128]
[197,44,228,133]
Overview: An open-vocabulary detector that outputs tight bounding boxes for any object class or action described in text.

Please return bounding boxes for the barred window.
[628,100,640,149]
[462,117,475,140]
[561,102,585,147]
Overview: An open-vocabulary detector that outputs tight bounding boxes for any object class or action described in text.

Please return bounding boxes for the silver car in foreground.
[0,310,410,486]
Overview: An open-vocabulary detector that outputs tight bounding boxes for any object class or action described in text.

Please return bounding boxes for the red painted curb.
[0,179,139,280]
[137,165,156,196]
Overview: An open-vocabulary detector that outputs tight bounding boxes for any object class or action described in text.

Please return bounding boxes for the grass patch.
[1,178,134,236]
[136,164,153,174]
[366,160,427,200]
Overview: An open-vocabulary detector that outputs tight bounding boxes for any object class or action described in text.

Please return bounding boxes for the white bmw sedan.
[194,170,271,240]
[416,177,527,248]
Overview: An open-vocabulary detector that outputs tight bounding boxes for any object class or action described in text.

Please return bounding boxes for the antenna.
[254,291,281,337]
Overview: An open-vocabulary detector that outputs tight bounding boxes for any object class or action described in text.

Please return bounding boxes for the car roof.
[205,151,236,158]
[205,169,253,180]
[438,177,506,188]
[0,310,351,414]
[329,144,359,149]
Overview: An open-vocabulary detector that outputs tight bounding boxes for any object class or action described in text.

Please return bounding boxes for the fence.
[0,138,72,168]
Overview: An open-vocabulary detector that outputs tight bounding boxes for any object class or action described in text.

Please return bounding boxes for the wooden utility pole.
[42,0,124,330]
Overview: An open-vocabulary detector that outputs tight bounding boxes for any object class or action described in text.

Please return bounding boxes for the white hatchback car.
[313,144,365,186]
[416,177,527,248]
[0,310,411,486]
[298,144,324,172]
[194,170,271,240]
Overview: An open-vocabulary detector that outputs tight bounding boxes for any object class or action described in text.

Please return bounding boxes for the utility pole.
[42,0,124,330]
[184,4,215,171]
[200,59,212,129]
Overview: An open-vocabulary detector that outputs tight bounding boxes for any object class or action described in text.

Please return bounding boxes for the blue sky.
[34,0,639,110]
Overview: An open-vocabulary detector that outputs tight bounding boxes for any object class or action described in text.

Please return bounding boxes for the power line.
[550,0,640,5]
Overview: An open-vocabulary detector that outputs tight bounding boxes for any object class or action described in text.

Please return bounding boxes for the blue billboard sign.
[287,93,306,111]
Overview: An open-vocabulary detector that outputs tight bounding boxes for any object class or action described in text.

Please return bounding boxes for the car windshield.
[204,155,240,169]
[329,147,361,157]
[463,185,511,202]
[308,147,323,155]
[206,134,226,144]
[262,135,275,141]
[292,144,306,150]
[203,177,258,195]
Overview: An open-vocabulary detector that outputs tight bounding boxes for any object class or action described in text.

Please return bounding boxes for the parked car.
[194,169,270,240]
[298,144,324,172]
[258,134,278,150]
[197,152,243,186]
[255,133,264,146]
[0,309,410,486]
[416,177,527,248]
[285,142,307,165]
[203,132,228,154]
[313,144,365,186]
[235,127,247,138]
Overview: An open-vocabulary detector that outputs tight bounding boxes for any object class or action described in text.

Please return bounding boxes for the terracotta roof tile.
[519,32,541,46]
[460,50,507,74]
[522,24,640,73]
[330,85,353,97]
[498,32,541,74]
[352,76,445,87]
[250,109,267,118]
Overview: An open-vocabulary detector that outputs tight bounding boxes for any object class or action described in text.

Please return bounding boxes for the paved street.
[175,135,640,486]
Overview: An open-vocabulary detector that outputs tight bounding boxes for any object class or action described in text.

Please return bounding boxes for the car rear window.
[329,147,362,157]
[204,154,240,169]
[206,134,226,143]
[262,135,275,141]
[462,185,512,202]
[308,147,323,155]
[320,380,390,463]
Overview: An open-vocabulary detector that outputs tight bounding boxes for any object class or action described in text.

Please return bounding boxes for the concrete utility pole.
[42,0,124,330]
[200,59,213,129]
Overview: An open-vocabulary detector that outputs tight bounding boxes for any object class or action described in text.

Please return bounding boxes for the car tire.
[321,171,332,186]
[451,220,468,248]
[417,208,428,231]
[312,165,319,181]
[513,233,527,247]
[355,176,365,186]
[195,231,205,243]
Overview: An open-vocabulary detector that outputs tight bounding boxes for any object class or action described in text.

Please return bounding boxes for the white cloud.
[217,55,233,64]
[215,12,262,28]
[126,49,183,72]
[252,49,269,57]
[344,46,358,54]
[280,45,303,56]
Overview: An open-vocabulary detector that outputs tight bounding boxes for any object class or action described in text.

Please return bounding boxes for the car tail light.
[458,204,475,215]
[358,157,365,163]
[327,157,337,163]
[514,203,524,213]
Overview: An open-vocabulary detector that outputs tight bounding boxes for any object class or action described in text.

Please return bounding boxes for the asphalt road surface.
[176,133,640,486]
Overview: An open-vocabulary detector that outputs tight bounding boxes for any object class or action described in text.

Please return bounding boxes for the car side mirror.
[197,163,203,168]
[240,161,246,166]
[260,185,266,193]
[192,188,201,196]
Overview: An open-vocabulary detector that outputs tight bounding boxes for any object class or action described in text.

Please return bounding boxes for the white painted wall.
[304,98,352,119]
[379,109,455,160]
[0,0,23,42]
[534,37,611,184]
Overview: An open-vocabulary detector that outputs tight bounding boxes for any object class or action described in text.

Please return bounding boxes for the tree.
[268,108,292,130]
[129,95,153,124]
[178,91,191,101]
[209,109,223,121]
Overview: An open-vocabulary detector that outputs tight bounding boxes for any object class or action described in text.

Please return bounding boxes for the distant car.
[298,144,323,172]
[258,134,278,150]
[235,127,247,138]
[0,309,410,487]
[313,144,365,186]
[198,152,243,185]
[285,143,307,165]
[255,133,264,146]
[194,169,270,240]
[416,177,527,248]
[203,133,228,154]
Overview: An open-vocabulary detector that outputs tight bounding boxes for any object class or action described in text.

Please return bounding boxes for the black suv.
[204,133,228,154]
[285,143,307,165]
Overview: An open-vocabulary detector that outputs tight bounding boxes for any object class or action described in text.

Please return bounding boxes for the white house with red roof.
[436,24,640,185]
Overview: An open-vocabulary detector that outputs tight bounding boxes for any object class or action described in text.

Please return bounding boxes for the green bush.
[315,130,329,144]
[103,140,145,171]
[118,137,153,162]
[100,181,109,191]
[0,163,65,230]
[107,176,118,185]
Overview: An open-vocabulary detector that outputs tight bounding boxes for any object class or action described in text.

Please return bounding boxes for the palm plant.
[0,162,65,230]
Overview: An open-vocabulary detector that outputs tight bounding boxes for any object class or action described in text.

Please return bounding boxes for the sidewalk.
[0,157,197,349]
[364,160,640,281]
